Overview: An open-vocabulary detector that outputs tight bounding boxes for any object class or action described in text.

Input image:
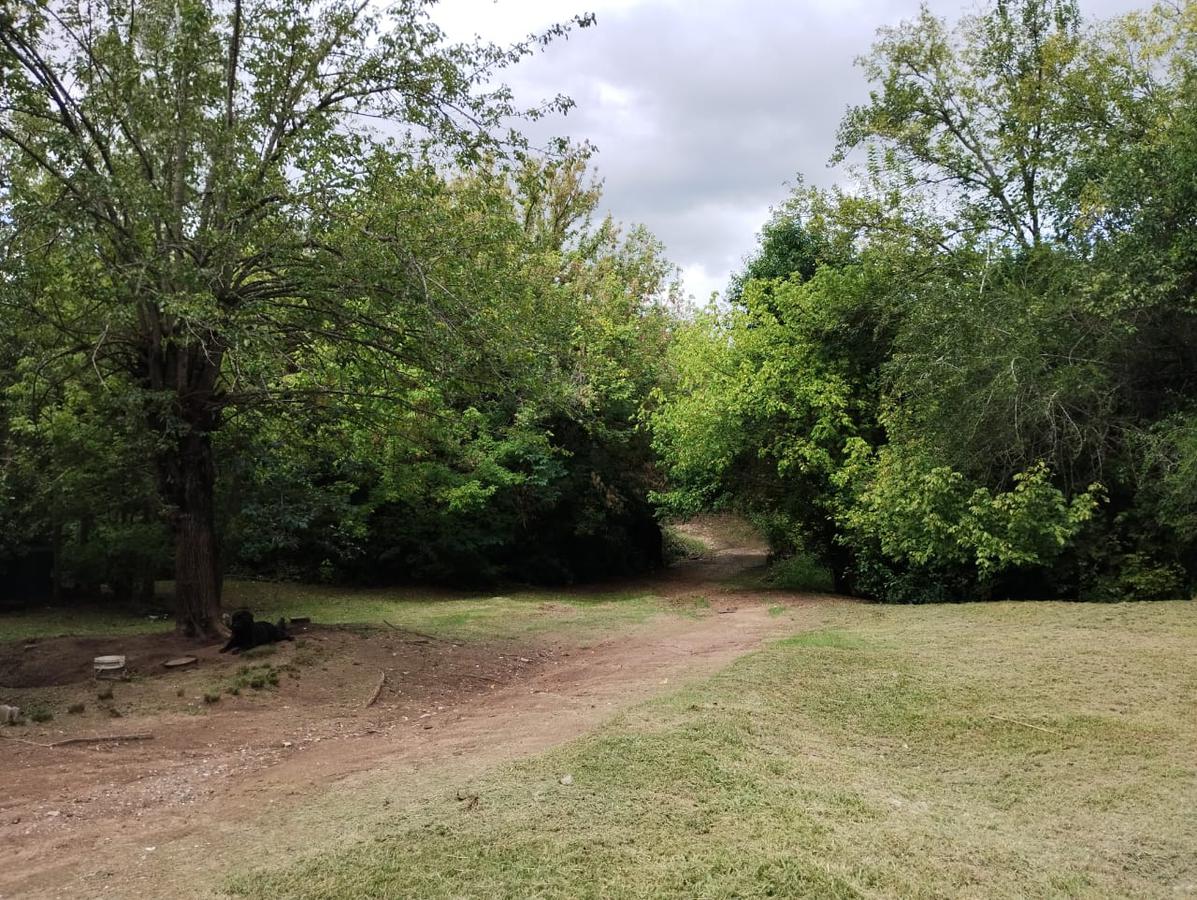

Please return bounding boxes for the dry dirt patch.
[0,624,568,878]
[0,603,829,899]
[0,517,833,898]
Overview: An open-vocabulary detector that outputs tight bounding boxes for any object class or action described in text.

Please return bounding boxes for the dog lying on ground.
[220,609,293,653]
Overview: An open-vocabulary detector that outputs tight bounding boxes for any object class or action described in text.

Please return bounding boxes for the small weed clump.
[765,553,834,592]
[220,664,282,697]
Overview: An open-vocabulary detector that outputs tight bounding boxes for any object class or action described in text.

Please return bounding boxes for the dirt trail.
[1,522,846,899]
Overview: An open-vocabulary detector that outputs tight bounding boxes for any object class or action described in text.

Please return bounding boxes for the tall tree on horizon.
[0,0,593,636]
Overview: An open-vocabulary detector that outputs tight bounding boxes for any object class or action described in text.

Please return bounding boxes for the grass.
[228,600,1197,899]
[0,606,174,641]
[0,581,670,643]
[662,524,709,563]
[725,551,835,593]
[763,552,835,592]
[220,662,282,695]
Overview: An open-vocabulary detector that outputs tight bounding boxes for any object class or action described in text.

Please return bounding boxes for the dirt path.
[1,523,846,899]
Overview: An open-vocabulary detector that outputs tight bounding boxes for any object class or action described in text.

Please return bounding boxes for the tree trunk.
[142,323,227,638]
[828,544,856,597]
[50,519,63,604]
[167,427,223,638]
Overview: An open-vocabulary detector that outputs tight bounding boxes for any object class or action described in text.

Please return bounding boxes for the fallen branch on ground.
[986,714,1060,735]
[0,734,49,748]
[51,733,154,747]
[365,671,387,708]
[3,733,155,749]
[461,673,502,683]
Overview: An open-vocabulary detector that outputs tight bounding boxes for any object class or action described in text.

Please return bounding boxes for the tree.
[653,0,1197,601]
[835,0,1084,249]
[227,156,679,587]
[0,0,592,635]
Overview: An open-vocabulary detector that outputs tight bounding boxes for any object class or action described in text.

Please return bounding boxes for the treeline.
[0,0,671,632]
[1,156,673,598]
[653,0,1197,602]
[2,0,1194,626]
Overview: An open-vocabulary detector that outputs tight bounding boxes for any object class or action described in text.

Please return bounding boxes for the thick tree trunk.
[142,323,227,638]
[166,427,223,638]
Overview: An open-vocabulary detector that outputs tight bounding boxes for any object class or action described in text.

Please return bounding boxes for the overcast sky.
[433,0,1144,303]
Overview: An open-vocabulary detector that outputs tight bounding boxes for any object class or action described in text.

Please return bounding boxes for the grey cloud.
[488,0,1147,300]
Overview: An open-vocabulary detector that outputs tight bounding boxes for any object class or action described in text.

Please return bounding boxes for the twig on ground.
[50,733,154,747]
[3,732,156,749]
[0,734,49,748]
[365,671,387,708]
[986,714,1060,735]
[461,673,502,684]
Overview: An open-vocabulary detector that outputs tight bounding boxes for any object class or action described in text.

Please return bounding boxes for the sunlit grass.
[0,579,671,644]
[229,600,1197,899]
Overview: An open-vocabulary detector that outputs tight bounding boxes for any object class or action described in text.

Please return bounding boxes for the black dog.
[220,609,293,654]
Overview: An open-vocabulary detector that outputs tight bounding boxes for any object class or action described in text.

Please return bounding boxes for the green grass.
[0,606,173,641]
[662,524,709,563]
[764,553,835,592]
[0,580,669,643]
[220,662,282,695]
[227,581,667,641]
[725,552,836,593]
[228,601,1197,899]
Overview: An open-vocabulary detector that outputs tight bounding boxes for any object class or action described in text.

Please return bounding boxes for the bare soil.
[0,521,847,899]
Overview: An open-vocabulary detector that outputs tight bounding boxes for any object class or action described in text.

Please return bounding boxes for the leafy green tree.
[654,0,1197,601]
[836,0,1084,249]
[211,154,677,587]
[0,0,591,634]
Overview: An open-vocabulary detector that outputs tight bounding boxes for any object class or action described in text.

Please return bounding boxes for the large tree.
[0,0,591,635]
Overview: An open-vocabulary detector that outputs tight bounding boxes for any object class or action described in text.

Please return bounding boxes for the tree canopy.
[3,0,1194,625]
[0,0,679,631]
[653,0,1197,602]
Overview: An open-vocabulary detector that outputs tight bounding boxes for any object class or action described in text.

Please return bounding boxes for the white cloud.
[432,0,1147,303]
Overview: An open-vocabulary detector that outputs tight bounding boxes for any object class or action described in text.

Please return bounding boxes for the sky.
[433,0,1144,303]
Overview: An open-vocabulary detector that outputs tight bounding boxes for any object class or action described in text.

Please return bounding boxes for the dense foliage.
[653,0,1197,602]
[3,0,1193,621]
[0,0,674,627]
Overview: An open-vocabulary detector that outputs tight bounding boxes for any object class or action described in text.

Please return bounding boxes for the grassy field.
[0,580,663,643]
[228,600,1197,899]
